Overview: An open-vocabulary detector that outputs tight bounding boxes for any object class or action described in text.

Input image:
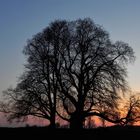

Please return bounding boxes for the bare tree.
[0,18,135,129]
[0,27,61,128]
[119,94,140,126]
[54,18,135,128]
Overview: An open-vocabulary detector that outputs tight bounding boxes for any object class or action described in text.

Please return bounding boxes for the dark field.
[1,126,140,139]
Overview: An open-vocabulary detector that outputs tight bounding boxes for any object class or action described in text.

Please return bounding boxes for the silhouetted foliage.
[0,18,135,129]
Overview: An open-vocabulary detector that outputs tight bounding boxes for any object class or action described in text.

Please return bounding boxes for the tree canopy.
[0,18,135,129]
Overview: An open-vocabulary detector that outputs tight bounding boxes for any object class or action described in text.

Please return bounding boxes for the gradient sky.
[1,0,140,98]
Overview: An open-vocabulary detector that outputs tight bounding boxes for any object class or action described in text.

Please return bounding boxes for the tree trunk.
[49,115,56,129]
[49,91,56,129]
[69,113,84,129]
[49,106,56,129]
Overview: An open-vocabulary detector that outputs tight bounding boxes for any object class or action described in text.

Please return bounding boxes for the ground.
[1,125,140,139]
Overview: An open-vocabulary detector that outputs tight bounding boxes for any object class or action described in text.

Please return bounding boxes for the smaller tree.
[97,93,140,126]
[121,94,140,126]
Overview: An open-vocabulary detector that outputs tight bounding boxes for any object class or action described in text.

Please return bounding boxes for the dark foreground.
[1,125,140,139]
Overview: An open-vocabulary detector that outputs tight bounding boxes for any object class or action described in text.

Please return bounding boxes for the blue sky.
[0,0,140,96]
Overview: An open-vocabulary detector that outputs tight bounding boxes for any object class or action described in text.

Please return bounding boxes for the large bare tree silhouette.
[0,18,135,129]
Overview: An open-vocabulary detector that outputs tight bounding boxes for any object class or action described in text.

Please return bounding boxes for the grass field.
[1,125,140,139]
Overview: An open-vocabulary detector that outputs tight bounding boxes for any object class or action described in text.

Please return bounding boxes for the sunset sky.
[1,0,140,106]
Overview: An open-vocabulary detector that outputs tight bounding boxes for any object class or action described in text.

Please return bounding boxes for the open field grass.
[1,125,140,139]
